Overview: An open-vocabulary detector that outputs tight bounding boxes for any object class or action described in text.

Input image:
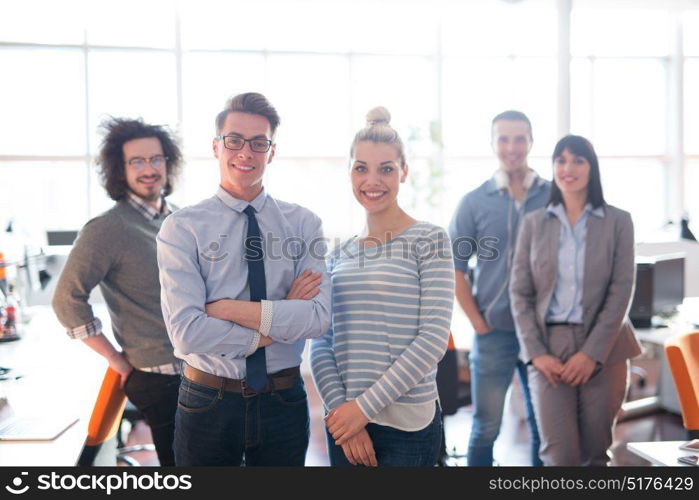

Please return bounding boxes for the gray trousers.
[528,324,628,466]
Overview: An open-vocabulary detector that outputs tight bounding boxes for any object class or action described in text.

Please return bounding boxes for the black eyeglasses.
[216,135,273,153]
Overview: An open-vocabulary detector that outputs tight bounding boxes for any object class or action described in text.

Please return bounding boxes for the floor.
[120,367,686,467]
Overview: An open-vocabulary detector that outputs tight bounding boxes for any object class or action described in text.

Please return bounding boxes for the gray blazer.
[510,204,642,366]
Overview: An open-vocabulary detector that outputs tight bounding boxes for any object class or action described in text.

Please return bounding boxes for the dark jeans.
[123,370,180,466]
[327,403,442,467]
[173,371,309,466]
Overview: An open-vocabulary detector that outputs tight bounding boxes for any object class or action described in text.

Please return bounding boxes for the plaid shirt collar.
[126,191,171,221]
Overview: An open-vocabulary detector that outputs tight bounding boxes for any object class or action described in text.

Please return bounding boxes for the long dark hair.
[97,117,183,201]
[548,135,605,209]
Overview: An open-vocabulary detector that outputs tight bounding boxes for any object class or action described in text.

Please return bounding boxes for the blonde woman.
[311,108,454,466]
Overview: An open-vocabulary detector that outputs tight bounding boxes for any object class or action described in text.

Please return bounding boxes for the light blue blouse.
[545,203,605,323]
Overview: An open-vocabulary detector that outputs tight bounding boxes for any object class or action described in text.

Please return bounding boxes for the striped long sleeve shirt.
[310,222,454,429]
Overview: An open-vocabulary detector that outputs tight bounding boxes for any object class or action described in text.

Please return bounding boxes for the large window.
[0,48,86,156]
[1,0,696,243]
[570,6,671,236]
[685,11,699,225]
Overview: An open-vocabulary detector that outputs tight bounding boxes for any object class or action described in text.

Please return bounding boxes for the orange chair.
[77,367,127,466]
[664,331,699,439]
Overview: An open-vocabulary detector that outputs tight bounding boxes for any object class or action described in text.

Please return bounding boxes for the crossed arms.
[157,213,331,359]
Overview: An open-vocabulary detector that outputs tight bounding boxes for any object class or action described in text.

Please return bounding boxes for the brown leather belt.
[183,364,300,396]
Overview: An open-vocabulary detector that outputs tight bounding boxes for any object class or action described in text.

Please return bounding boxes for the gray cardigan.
[52,200,178,368]
[510,204,642,366]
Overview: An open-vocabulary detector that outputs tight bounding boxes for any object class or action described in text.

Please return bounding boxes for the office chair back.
[664,331,699,437]
[77,367,127,465]
[437,333,471,416]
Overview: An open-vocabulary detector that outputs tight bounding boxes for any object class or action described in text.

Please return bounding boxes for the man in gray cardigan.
[52,118,183,466]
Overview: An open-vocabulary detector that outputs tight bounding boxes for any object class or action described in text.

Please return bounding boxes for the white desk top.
[627,441,695,467]
[0,306,106,466]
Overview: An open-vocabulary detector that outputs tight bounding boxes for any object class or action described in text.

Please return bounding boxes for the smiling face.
[213,111,275,201]
[350,141,407,215]
[553,148,591,198]
[123,137,166,202]
[491,119,533,172]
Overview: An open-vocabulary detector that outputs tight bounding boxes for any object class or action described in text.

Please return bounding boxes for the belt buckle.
[240,379,258,398]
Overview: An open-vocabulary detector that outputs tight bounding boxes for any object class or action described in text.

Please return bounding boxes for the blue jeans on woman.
[327,403,442,467]
[468,329,542,466]
[173,371,309,466]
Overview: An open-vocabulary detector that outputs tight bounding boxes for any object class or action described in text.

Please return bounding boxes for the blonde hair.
[350,106,406,167]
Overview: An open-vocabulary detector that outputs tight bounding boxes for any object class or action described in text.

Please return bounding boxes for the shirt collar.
[487,168,541,195]
[126,191,171,221]
[546,202,605,220]
[215,186,268,214]
[485,177,502,195]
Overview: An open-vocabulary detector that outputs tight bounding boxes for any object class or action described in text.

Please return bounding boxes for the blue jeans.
[468,329,542,466]
[327,403,442,467]
[173,371,309,466]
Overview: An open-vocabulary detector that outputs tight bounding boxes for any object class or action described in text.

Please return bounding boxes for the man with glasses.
[53,117,183,466]
[157,92,331,466]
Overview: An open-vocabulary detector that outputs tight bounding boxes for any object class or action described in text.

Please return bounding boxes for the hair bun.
[366,106,391,127]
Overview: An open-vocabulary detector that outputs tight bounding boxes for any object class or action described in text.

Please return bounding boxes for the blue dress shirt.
[546,202,605,323]
[448,175,551,331]
[157,187,331,379]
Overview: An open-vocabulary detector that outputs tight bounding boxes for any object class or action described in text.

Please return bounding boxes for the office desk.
[0,306,106,466]
[627,441,694,467]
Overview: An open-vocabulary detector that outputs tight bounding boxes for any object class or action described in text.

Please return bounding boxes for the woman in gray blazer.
[510,135,641,466]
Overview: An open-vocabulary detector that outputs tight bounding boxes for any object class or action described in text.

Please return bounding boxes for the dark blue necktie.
[243,205,268,391]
